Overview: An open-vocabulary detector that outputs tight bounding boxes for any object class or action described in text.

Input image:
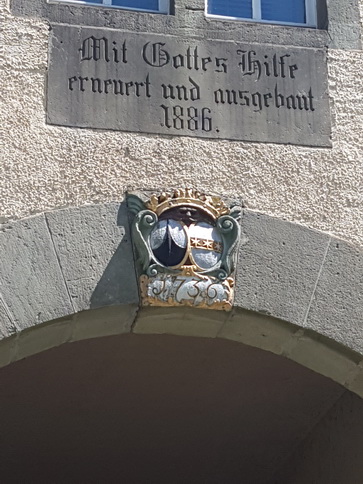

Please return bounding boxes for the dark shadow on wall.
[89,200,139,309]
[317,0,328,29]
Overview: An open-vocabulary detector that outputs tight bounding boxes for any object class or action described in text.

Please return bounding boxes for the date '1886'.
[160,105,213,132]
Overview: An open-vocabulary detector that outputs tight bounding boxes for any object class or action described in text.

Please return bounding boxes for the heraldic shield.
[128,189,241,311]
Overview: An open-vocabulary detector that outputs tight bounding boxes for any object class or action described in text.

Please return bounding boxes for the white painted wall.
[1,0,362,248]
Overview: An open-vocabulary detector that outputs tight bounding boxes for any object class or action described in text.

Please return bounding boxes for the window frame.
[205,0,317,28]
[50,0,169,14]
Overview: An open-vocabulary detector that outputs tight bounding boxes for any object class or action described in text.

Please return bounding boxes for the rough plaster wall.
[1,0,363,247]
[271,391,363,484]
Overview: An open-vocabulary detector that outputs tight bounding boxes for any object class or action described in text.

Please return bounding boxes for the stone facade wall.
[1,0,362,247]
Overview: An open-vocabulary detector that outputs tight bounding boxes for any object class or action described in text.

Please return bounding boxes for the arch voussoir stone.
[44,201,139,313]
[0,214,74,333]
[235,210,363,354]
[303,238,363,351]
[0,200,362,395]
[235,210,331,326]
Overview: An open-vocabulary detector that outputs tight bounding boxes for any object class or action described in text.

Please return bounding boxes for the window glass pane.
[112,0,159,9]
[261,0,306,23]
[208,0,252,18]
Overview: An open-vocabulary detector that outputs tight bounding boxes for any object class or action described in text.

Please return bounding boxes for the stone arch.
[0,200,362,396]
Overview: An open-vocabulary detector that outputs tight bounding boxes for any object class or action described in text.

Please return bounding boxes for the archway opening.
[1,331,361,483]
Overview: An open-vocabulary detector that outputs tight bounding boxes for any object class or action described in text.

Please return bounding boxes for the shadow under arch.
[1,304,363,399]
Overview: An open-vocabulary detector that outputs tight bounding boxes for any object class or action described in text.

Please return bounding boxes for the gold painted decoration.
[128,189,241,311]
[146,188,230,219]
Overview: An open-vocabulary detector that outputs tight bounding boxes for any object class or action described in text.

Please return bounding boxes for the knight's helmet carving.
[128,189,241,310]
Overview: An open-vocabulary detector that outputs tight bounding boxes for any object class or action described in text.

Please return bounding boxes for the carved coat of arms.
[128,189,241,311]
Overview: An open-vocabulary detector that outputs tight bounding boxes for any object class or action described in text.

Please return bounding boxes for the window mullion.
[158,0,169,13]
[253,0,261,20]
[305,0,317,26]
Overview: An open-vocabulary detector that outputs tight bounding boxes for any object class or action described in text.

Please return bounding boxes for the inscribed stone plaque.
[47,25,331,146]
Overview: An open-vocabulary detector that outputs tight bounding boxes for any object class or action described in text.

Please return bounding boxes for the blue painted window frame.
[206,0,317,27]
[51,0,169,14]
